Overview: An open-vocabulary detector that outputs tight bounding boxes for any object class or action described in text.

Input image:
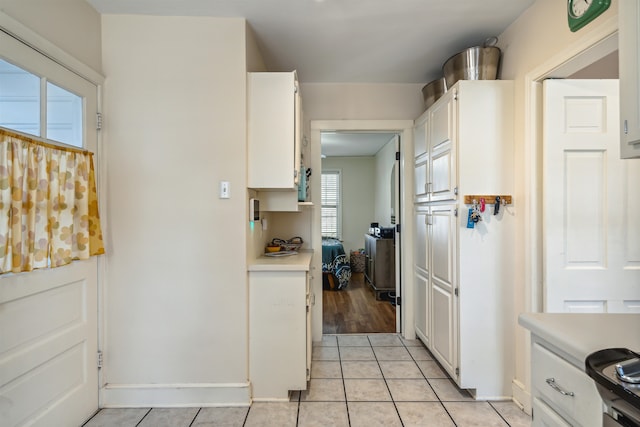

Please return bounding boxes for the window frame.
[321,169,342,239]
[0,29,98,153]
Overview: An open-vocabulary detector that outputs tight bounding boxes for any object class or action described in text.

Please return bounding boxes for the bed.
[321,237,352,290]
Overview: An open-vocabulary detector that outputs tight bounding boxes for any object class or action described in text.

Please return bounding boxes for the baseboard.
[100,382,251,408]
[511,379,532,415]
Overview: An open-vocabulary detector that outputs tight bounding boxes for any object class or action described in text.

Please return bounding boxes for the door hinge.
[96,112,103,131]
[396,223,401,233]
[453,187,458,195]
[454,208,458,217]
[454,287,459,297]
[395,151,400,161]
[395,296,401,306]
[97,351,103,369]
[455,367,460,376]
[453,90,458,101]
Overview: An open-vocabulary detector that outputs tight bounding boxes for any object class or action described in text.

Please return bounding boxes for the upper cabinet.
[619,0,640,158]
[248,71,302,188]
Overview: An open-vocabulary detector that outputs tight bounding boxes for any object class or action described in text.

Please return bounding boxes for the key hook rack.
[463,195,512,206]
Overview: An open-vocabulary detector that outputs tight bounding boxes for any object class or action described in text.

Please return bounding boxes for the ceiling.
[86,0,536,156]
[321,132,397,157]
[86,0,535,85]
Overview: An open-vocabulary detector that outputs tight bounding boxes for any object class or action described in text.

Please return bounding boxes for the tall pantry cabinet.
[413,80,515,399]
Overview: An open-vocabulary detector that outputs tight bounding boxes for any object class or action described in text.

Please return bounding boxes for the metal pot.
[421,77,447,110]
[442,38,501,88]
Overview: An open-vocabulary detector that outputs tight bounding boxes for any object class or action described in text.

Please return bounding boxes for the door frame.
[310,120,414,341]
[517,19,618,411]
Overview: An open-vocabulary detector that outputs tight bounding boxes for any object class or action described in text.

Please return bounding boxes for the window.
[0,58,83,148]
[321,170,341,238]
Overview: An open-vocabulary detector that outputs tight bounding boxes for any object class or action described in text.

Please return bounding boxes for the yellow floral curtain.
[0,128,104,274]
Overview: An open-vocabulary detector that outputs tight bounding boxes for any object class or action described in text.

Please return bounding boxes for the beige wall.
[101,14,251,404]
[322,156,376,254]
[0,0,102,72]
[301,83,425,122]
[498,0,618,409]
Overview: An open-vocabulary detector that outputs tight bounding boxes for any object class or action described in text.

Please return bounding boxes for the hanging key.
[494,196,501,215]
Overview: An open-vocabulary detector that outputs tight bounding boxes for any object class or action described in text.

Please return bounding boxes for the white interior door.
[0,30,100,426]
[543,79,640,313]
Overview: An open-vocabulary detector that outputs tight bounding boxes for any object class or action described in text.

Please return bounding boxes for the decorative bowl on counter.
[271,237,303,252]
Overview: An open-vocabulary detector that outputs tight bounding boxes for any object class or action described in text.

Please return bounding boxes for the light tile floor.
[83,334,531,427]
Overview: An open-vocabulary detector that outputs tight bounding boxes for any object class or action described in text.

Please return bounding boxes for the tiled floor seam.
[134,408,152,426]
[187,407,201,427]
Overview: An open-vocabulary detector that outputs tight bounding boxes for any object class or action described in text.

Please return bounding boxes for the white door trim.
[517,14,618,412]
[310,120,414,341]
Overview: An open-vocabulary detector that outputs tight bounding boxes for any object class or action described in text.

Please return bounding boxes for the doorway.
[320,131,399,334]
[309,120,414,341]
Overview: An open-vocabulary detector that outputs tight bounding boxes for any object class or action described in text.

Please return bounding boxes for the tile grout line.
[336,337,353,427]
[373,334,407,427]
[187,407,202,427]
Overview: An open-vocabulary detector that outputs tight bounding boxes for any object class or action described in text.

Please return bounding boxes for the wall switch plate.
[220,181,230,199]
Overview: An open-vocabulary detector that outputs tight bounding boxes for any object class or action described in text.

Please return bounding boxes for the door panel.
[0,262,98,427]
[429,95,457,201]
[428,204,457,377]
[543,79,640,312]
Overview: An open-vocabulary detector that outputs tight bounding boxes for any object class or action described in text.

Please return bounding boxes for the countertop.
[519,312,640,368]
[248,249,313,272]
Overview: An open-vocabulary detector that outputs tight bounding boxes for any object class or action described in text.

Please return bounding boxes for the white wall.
[0,0,102,72]
[374,136,398,227]
[497,0,618,410]
[321,156,376,254]
[101,15,252,405]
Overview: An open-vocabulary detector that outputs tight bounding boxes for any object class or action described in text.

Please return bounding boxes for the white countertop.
[248,250,313,272]
[519,312,640,368]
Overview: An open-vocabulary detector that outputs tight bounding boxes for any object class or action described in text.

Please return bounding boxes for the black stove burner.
[617,358,640,384]
[586,348,640,425]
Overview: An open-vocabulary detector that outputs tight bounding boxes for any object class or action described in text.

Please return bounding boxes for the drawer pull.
[545,378,574,397]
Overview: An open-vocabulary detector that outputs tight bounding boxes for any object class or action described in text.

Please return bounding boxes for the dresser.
[364,234,395,299]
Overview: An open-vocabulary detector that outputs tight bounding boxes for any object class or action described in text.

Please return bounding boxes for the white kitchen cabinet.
[248,71,302,189]
[414,112,429,203]
[413,206,429,343]
[531,339,603,427]
[619,0,640,158]
[412,80,515,399]
[248,252,312,400]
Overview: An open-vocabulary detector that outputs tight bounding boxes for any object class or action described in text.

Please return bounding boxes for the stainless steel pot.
[442,39,501,88]
[421,77,447,109]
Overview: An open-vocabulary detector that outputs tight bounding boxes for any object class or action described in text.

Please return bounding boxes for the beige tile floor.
[83,334,531,427]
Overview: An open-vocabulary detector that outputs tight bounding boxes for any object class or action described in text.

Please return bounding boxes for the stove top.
[586,348,640,424]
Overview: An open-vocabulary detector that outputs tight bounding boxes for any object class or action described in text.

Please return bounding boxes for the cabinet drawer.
[533,397,572,427]
[532,342,602,427]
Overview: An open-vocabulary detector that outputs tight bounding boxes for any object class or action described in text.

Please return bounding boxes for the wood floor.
[322,272,396,334]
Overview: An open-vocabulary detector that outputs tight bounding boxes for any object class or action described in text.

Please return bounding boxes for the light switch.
[220,181,230,199]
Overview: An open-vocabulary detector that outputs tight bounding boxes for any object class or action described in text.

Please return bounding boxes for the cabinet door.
[414,112,430,202]
[619,0,640,158]
[414,207,430,343]
[364,235,374,285]
[429,204,457,378]
[429,93,457,201]
[306,272,312,381]
[248,71,299,189]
